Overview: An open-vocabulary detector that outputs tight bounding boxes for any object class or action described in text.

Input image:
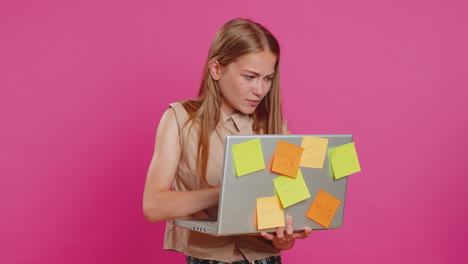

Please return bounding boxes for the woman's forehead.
[229,51,277,74]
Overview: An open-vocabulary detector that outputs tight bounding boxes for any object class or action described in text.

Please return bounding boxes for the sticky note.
[273,169,311,208]
[256,196,285,230]
[271,141,304,178]
[300,136,329,168]
[232,139,265,177]
[306,190,342,228]
[330,142,361,179]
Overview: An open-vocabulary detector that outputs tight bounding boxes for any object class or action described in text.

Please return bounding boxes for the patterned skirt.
[185,255,282,264]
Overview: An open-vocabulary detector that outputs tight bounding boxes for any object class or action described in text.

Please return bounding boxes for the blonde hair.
[182,18,283,186]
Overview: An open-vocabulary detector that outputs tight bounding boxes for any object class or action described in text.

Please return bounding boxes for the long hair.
[182,18,283,186]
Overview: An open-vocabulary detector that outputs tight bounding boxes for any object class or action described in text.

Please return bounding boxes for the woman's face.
[213,51,277,116]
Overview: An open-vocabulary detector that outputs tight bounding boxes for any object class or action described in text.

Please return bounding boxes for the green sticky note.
[330,142,361,179]
[273,169,311,208]
[232,138,265,177]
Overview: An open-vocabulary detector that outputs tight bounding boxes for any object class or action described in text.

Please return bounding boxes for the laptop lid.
[216,134,352,235]
[175,134,352,236]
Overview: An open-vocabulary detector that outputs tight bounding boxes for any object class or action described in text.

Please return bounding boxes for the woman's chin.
[239,107,257,115]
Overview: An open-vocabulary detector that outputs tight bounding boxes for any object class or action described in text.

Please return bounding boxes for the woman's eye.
[265,77,273,81]
[244,75,254,80]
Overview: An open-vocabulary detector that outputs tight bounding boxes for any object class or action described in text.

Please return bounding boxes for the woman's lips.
[246,99,260,106]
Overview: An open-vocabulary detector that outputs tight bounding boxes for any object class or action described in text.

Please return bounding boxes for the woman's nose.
[252,80,265,96]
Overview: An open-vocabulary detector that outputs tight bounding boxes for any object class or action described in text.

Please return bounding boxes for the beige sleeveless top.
[163,102,288,262]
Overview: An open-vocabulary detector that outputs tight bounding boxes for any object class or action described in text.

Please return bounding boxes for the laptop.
[174,134,352,236]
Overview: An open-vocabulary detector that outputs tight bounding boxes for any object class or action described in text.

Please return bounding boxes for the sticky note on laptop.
[256,196,285,230]
[232,138,265,177]
[271,141,303,178]
[300,136,329,168]
[330,142,361,179]
[306,190,342,228]
[273,169,311,208]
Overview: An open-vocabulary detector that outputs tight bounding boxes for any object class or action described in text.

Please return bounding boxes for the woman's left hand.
[260,215,312,250]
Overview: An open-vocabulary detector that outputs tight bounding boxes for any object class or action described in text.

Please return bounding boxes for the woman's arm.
[142,108,220,223]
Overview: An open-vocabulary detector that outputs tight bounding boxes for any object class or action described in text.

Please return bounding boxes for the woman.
[143,18,312,264]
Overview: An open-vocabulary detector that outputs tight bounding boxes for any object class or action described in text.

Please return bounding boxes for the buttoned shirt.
[163,102,288,262]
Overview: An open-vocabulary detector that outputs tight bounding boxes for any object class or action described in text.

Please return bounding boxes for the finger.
[292,233,307,239]
[276,226,285,240]
[292,227,312,239]
[285,215,293,238]
[261,232,275,241]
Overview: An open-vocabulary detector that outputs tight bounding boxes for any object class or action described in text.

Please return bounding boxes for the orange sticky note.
[271,141,304,178]
[256,196,285,230]
[306,190,342,228]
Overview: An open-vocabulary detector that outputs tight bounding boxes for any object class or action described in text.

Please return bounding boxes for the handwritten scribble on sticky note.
[330,142,361,179]
[256,196,285,230]
[300,136,329,168]
[274,169,311,208]
[232,138,265,177]
[271,141,304,178]
[306,190,342,228]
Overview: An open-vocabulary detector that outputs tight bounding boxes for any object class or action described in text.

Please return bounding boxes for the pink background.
[1,0,467,263]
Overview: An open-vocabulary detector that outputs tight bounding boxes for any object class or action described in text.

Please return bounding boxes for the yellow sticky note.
[232,139,265,177]
[256,196,285,230]
[330,142,361,179]
[273,169,311,208]
[271,141,304,178]
[300,136,329,168]
[306,190,342,228]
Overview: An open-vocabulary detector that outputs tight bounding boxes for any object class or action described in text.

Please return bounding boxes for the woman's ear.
[209,60,222,80]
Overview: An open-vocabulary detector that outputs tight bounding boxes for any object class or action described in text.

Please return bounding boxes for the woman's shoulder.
[168,101,184,112]
[169,99,201,113]
[167,101,188,126]
[166,99,202,129]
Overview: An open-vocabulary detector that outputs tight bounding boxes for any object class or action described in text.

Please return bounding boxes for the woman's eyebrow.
[242,69,275,76]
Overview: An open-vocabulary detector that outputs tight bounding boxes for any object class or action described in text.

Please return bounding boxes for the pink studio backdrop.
[1,0,467,263]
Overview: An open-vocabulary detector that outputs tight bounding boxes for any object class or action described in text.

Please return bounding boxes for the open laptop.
[175,134,352,236]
